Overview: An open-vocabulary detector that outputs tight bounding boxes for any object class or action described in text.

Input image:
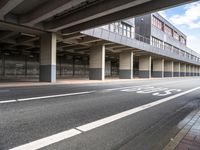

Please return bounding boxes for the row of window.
[152,16,186,45]
[101,21,198,63]
[102,22,134,38]
[102,22,150,44]
[151,37,200,62]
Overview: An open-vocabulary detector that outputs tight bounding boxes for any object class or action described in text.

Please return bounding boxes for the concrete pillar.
[119,51,133,79]
[164,61,174,77]
[194,66,196,76]
[40,33,57,82]
[89,45,105,80]
[139,56,151,78]
[191,66,194,76]
[198,67,200,76]
[173,62,180,77]
[152,59,164,78]
[195,66,198,76]
[186,65,191,76]
[180,63,186,77]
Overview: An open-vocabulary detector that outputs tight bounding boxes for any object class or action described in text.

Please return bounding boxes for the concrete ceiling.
[0,0,197,35]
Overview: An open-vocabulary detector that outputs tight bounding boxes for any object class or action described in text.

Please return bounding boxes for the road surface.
[0,77,200,150]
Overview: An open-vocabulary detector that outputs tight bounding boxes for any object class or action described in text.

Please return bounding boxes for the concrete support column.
[40,33,57,82]
[139,56,151,78]
[195,66,199,76]
[180,63,186,77]
[198,67,200,76]
[186,65,191,76]
[191,66,194,76]
[194,66,196,76]
[119,51,133,79]
[173,62,181,77]
[164,61,174,77]
[89,45,105,80]
[152,59,164,78]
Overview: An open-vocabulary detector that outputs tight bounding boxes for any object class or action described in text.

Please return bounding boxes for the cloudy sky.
[158,1,200,53]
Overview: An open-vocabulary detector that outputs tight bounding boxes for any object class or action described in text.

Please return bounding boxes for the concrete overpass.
[0,0,196,32]
[0,0,199,82]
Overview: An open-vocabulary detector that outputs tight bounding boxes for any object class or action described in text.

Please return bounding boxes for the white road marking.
[76,87,200,132]
[9,87,200,150]
[10,129,81,150]
[0,99,17,104]
[0,79,190,104]
[104,80,185,92]
[18,91,95,102]
[0,91,95,104]
[121,86,182,97]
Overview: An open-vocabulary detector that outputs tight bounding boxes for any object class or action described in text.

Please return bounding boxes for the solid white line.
[0,100,17,104]
[10,129,81,150]
[76,87,200,132]
[9,87,200,150]
[17,91,95,102]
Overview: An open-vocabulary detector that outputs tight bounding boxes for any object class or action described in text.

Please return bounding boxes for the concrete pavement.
[0,78,200,150]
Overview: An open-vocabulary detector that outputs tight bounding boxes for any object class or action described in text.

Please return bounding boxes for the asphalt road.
[0,77,200,150]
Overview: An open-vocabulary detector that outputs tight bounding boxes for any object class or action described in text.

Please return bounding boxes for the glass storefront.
[0,52,119,79]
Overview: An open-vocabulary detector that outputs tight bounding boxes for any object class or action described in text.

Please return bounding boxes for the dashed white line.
[0,91,95,104]
[9,86,200,150]
[18,91,95,102]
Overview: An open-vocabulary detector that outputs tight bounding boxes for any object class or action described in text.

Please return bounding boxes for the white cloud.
[187,35,200,53]
[158,11,167,19]
[169,2,200,29]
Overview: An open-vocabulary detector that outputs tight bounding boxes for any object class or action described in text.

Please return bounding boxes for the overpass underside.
[0,0,199,82]
[0,27,199,83]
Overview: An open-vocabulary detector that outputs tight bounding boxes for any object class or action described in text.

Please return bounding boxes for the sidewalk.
[164,109,200,150]
[0,77,145,88]
[0,77,196,88]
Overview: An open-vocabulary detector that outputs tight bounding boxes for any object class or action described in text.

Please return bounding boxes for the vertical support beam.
[119,51,133,79]
[139,56,151,78]
[2,53,5,77]
[25,55,27,77]
[186,65,190,76]
[180,63,186,77]
[89,45,105,80]
[152,58,164,78]
[191,66,194,76]
[173,62,180,77]
[198,67,200,76]
[72,56,75,76]
[164,61,174,77]
[194,66,196,76]
[40,33,57,82]
[195,66,198,76]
